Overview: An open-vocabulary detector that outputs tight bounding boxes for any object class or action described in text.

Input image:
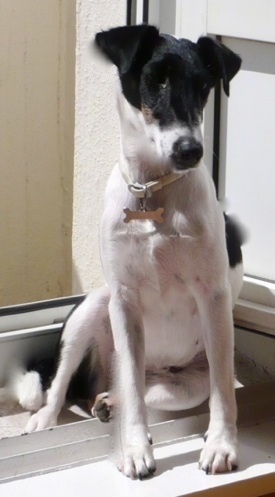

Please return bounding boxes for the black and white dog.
[15,25,244,479]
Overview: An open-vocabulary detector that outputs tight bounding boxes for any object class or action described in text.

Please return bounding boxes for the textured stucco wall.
[0,1,75,305]
[73,0,126,293]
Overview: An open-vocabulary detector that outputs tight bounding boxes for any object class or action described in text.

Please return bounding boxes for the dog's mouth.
[171,138,203,170]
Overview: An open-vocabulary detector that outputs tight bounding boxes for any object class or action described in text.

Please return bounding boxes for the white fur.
[0,368,43,411]
[101,94,243,477]
[24,89,243,479]
[16,371,43,412]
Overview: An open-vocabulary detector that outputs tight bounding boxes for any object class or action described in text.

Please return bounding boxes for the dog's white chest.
[120,225,195,288]
[115,226,204,367]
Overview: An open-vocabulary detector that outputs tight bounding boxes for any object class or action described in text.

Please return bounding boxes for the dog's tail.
[0,359,55,411]
[224,213,248,268]
[0,368,43,411]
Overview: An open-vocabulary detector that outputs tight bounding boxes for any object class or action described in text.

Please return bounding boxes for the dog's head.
[95,25,241,172]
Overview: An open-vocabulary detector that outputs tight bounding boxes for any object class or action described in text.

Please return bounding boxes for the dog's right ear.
[197,37,241,96]
[95,25,159,75]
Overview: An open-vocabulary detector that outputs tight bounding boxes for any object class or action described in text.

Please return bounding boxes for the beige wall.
[0,0,126,305]
[0,1,76,305]
[72,0,126,293]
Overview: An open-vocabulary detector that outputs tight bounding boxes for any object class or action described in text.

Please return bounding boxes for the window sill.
[234,299,275,337]
[1,422,275,497]
[1,382,275,496]
[234,276,275,336]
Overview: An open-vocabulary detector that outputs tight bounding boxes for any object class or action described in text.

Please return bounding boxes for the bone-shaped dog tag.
[123,207,164,223]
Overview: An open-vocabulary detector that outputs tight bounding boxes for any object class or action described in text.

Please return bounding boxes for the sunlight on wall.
[0,1,75,305]
[72,0,126,293]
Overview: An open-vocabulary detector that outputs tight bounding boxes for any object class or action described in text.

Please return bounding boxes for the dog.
[14,25,244,479]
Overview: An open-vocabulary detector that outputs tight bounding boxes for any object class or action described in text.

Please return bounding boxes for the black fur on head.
[94,25,241,111]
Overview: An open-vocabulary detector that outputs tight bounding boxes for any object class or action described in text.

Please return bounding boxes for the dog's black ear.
[95,25,159,75]
[95,25,160,108]
[197,37,241,96]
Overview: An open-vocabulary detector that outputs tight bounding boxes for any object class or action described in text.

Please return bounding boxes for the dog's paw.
[199,429,238,474]
[24,406,58,433]
[116,441,156,480]
[91,392,112,423]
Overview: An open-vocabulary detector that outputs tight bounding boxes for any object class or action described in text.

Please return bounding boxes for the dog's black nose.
[171,138,203,170]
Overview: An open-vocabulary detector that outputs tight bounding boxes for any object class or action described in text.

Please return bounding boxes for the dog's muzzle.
[171,137,203,170]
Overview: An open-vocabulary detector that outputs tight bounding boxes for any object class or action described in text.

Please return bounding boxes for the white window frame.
[0,296,84,386]
[234,277,275,336]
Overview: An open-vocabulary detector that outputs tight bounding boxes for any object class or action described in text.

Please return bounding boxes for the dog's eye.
[145,73,168,93]
[156,70,168,90]
[158,79,167,90]
[194,76,210,101]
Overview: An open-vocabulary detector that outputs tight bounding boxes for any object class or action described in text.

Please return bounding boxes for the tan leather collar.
[121,170,184,199]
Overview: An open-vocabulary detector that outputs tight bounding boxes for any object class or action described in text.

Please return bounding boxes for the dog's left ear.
[95,25,159,75]
[197,37,241,96]
[94,25,160,108]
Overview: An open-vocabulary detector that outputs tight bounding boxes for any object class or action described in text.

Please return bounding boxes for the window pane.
[222,38,275,280]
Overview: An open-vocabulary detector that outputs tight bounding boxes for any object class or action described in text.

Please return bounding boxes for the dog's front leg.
[197,285,238,474]
[109,291,156,479]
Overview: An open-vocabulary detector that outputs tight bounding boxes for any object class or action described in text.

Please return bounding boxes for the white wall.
[72,0,126,293]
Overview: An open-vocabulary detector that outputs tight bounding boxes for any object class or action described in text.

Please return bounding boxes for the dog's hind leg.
[144,353,210,411]
[92,356,210,424]
[25,286,113,432]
